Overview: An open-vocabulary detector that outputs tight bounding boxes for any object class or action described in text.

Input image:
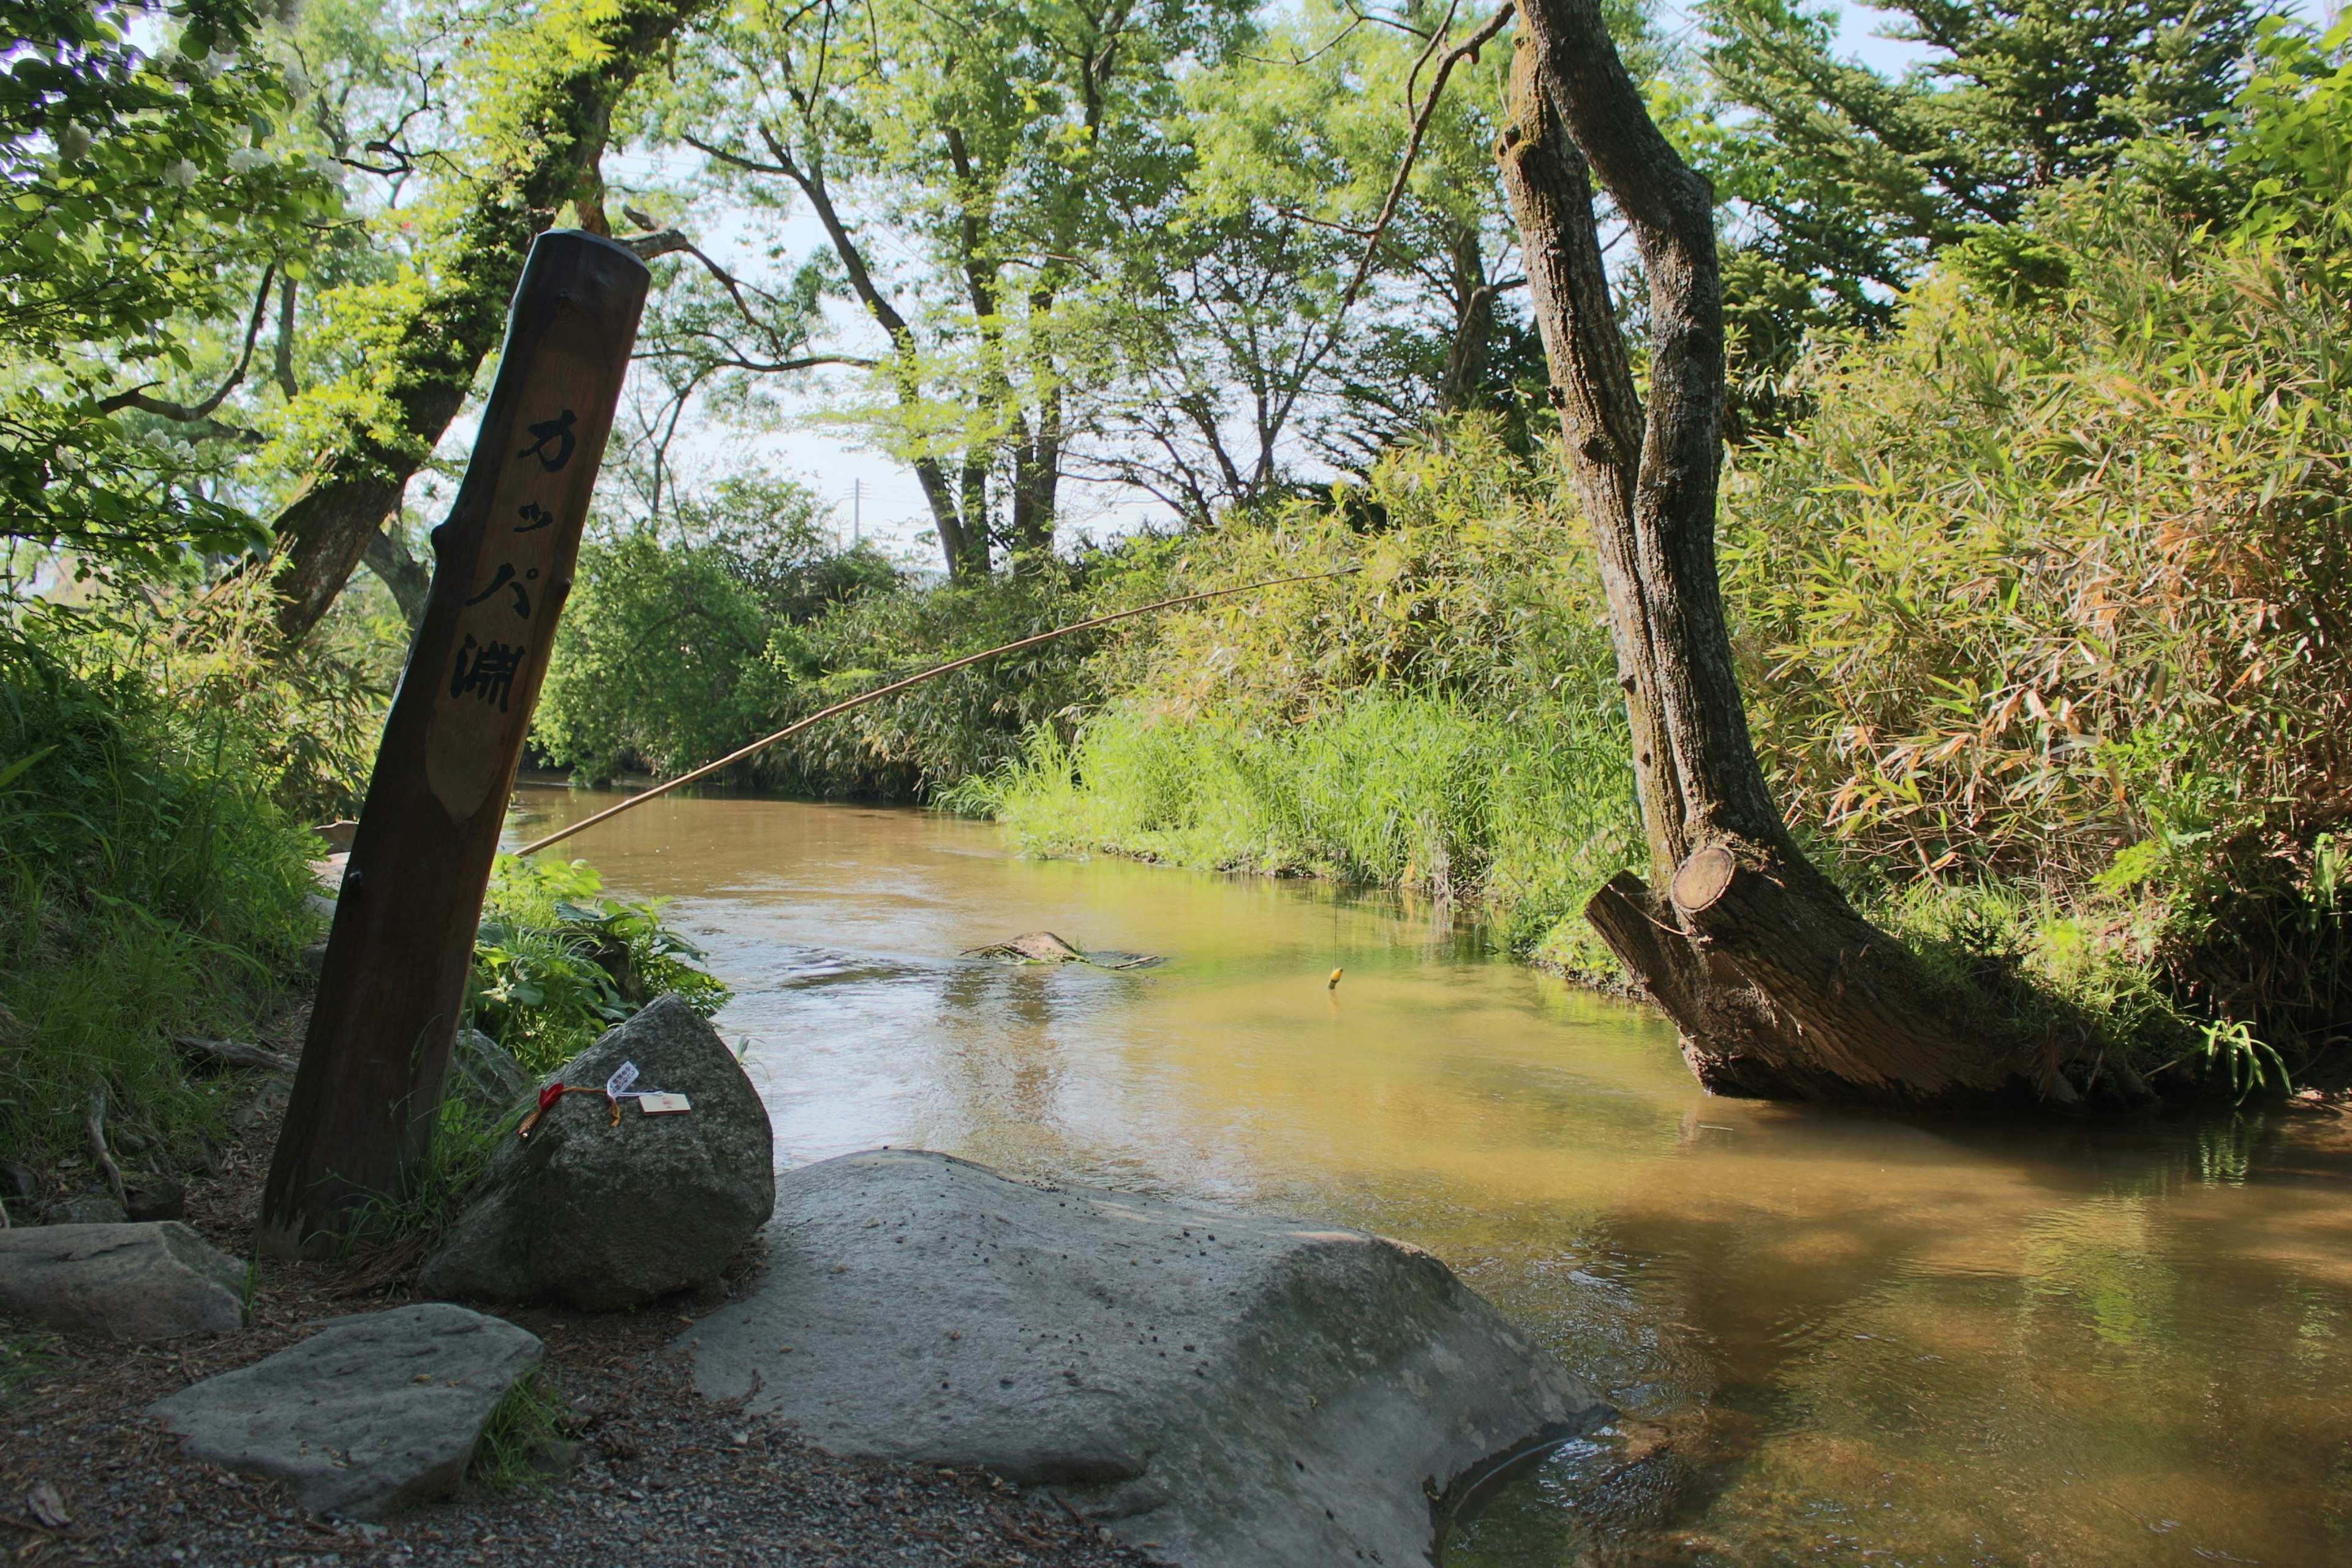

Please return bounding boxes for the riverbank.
[0,1017,1147,1568]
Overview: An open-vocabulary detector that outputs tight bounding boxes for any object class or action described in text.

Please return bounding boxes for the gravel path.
[0,1042,1152,1568]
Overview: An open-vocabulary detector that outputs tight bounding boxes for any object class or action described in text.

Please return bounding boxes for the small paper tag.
[605,1061,640,1099]
[637,1092,692,1115]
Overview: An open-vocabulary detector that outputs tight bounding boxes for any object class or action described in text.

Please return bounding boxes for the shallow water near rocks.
[508,786,2352,1567]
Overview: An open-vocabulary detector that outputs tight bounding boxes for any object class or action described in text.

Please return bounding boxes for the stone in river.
[680,1148,1609,1567]
[0,1221,246,1340]
[147,1303,543,1518]
[418,995,772,1309]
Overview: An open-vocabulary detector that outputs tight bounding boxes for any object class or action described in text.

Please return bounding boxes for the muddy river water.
[509,786,2352,1567]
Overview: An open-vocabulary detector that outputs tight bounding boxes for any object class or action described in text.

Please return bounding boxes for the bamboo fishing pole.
[513,564,1363,858]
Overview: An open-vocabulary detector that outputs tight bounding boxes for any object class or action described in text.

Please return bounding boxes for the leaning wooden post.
[258,231,649,1257]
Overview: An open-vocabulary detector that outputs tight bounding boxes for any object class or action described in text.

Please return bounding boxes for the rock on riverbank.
[146,1303,544,1519]
[420,996,772,1309]
[681,1149,1607,1568]
[0,1222,246,1340]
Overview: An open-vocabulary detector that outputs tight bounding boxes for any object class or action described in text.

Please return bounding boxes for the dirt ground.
[0,1038,1150,1568]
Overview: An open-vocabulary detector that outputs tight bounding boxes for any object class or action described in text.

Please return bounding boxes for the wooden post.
[258,231,649,1257]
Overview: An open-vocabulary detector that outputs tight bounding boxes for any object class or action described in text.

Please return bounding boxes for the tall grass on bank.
[943,421,1647,968]
[0,616,317,1165]
[954,692,1639,959]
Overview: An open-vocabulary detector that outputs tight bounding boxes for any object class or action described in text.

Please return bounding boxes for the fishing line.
[514,564,1364,859]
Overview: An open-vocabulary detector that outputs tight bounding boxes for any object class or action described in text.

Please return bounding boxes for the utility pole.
[258,232,649,1256]
[852,477,861,545]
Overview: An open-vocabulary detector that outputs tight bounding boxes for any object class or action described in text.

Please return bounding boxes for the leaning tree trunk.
[267,0,710,641]
[1496,0,2099,1110]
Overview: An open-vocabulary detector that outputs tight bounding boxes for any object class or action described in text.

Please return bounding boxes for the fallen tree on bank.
[1495,0,2141,1110]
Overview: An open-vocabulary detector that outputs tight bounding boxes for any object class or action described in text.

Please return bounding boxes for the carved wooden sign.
[260,232,649,1257]
[425,324,622,820]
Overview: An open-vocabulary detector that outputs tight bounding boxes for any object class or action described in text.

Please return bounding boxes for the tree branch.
[100,263,276,423]
[1336,0,1515,318]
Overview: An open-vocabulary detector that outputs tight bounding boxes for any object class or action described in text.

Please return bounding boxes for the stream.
[508,785,2352,1567]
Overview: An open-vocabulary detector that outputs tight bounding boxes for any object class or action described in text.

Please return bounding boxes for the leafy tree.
[0,0,336,573]
[641,0,1253,577]
[261,0,715,639]
[534,473,895,777]
[1698,0,2267,432]
[1101,0,1539,511]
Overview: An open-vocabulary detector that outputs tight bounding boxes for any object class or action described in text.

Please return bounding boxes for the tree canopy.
[1,0,2340,595]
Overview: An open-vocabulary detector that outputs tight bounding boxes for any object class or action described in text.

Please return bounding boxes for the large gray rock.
[148,1303,543,1519]
[0,1223,245,1340]
[682,1150,1608,1568]
[419,995,772,1309]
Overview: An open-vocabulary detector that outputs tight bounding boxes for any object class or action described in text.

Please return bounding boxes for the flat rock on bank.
[0,1222,246,1340]
[146,1303,544,1519]
[682,1149,1607,1568]
[420,996,773,1309]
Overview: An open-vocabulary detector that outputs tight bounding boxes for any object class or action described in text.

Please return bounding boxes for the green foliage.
[2189,1017,2293,1103]
[0,616,315,1165]
[470,1370,572,1493]
[2231,17,2352,250]
[0,0,340,568]
[535,477,897,781]
[59,568,402,821]
[1697,0,2265,434]
[1716,160,2351,1060]
[952,418,1643,959]
[467,855,728,1076]
[755,568,1111,797]
[533,501,1102,799]
[534,532,782,782]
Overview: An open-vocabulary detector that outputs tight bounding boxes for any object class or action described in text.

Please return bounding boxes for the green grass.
[329,1098,508,1264]
[961,688,1642,959]
[469,1370,573,1493]
[0,620,317,1167]
[0,1331,57,1409]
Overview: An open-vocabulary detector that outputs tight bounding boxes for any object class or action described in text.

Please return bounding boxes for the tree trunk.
[266,0,710,641]
[1497,0,2102,1110]
[1436,224,1495,415]
[361,524,431,628]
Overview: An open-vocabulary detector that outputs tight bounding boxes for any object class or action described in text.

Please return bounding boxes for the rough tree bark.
[1496,0,2112,1110]
[266,0,711,641]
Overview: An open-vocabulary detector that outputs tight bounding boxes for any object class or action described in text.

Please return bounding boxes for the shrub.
[1720,179,2352,1062]
[466,854,729,1076]
[533,475,903,785]
[0,617,316,1166]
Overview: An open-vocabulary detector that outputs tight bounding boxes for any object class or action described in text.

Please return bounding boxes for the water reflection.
[507,784,2352,1567]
